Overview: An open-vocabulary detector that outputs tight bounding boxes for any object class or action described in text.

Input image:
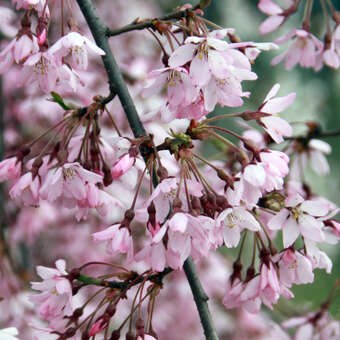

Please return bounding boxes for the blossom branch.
[76,267,173,290]
[76,1,219,339]
[106,9,191,37]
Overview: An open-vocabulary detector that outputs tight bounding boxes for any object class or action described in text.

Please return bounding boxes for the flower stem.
[202,112,244,124]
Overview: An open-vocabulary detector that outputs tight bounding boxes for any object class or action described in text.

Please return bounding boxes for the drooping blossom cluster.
[0,0,105,94]
[143,27,277,121]
[258,0,340,70]
[0,0,340,339]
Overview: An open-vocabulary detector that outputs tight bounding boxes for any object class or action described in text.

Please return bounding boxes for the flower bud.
[109,330,121,340]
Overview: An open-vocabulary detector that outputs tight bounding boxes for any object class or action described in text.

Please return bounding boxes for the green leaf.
[49,92,72,110]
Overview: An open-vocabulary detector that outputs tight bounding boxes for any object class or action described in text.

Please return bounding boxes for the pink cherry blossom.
[169,29,257,112]
[283,310,340,340]
[323,26,340,69]
[258,83,294,143]
[232,163,266,206]
[216,207,261,248]
[92,224,134,261]
[143,178,178,223]
[142,66,201,120]
[304,239,333,274]
[0,34,39,73]
[258,0,292,34]
[112,153,135,179]
[137,212,217,270]
[39,162,103,206]
[9,172,40,206]
[20,51,81,93]
[271,29,324,70]
[274,248,314,286]
[260,150,289,191]
[289,138,332,180]
[89,317,108,336]
[49,31,105,71]
[267,195,328,247]
[244,42,279,62]
[12,0,49,17]
[223,259,293,314]
[75,184,124,221]
[30,259,73,321]
[135,240,167,272]
[0,157,21,182]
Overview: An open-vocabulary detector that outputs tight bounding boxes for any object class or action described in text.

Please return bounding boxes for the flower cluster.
[258,0,340,70]
[0,1,104,94]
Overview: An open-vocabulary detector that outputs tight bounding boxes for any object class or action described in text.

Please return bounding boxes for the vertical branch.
[183,257,219,340]
[76,0,146,139]
[76,1,219,339]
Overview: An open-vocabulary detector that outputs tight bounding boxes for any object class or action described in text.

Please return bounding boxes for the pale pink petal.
[206,37,229,51]
[300,200,329,216]
[262,93,296,114]
[323,49,340,69]
[271,51,287,66]
[309,139,331,154]
[275,29,298,45]
[296,253,314,284]
[283,216,300,247]
[261,116,293,143]
[202,80,218,111]
[92,225,118,241]
[223,225,241,247]
[240,276,260,301]
[285,43,302,70]
[264,83,280,102]
[295,323,313,340]
[168,44,196,67]
[267,209,289,230]
[243,164,266,187]
[298,214,324,242]
[258,0,283,15]
[151,242,166,272]
[300,39,316,68]
[169,213,188,233]
[310,151,329,174]
[190,54,211,87]
[260,15,285,35]
[285,194,304,207]
[208,50,228,79]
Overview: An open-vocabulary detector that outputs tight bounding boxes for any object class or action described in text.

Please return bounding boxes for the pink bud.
[111,153,135,179]
[89,318,107,337]
[37,28,47,46]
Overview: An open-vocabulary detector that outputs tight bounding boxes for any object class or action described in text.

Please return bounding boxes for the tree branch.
[76,0,146,139]
[105,9,190,37]
[183,257,219,340]
[76,1,219,339]
[77,267,173,290]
